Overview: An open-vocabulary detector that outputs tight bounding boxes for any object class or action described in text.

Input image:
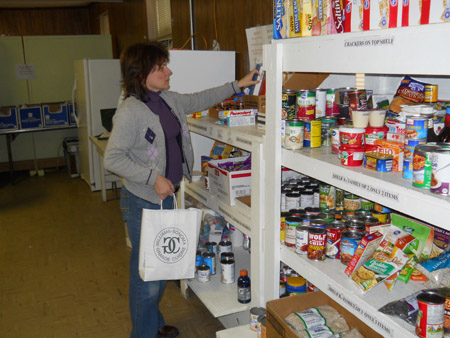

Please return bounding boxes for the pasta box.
[42,102,69,127]
[207,156,251,206]
[266,291,382,338]
[18,104,43,129]
[0,106,19,131]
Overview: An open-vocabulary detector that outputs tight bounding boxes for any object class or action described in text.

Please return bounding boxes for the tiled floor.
[0,171,224,337]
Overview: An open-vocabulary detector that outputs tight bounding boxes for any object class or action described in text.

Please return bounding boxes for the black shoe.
[158,325,179,338]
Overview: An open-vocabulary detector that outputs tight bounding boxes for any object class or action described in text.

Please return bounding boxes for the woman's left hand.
[237,69,260,89]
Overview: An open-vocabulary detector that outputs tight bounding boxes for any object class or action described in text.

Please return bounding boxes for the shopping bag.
[138,197,202,281]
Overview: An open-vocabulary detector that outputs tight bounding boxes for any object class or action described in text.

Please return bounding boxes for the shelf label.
[236,136,253,147]
[331,173,399,202]
[327,285,394,337]
[188,123,208,132]
[344,36,394,48]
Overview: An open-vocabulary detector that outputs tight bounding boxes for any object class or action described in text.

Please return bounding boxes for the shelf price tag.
[344,36,394,48]
[327,284,394,337]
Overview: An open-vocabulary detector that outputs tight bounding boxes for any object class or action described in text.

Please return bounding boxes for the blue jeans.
[120,187,175,338]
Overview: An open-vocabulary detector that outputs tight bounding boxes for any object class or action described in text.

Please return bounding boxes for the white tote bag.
[139,197,202,281]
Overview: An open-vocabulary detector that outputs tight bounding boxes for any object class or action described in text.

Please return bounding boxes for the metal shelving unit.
[264,23,450,337]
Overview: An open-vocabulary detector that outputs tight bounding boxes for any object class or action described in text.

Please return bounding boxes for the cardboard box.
[208,156,251,206]
[0,106,19,131]
[220,115,256,128]
[18,104,43,129]
[42,102,69,127]
[283,72,329,91]
[266,291,382,338]
[243,95,266,113]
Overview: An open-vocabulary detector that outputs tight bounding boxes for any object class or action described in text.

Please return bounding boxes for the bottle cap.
[240,269,248,276]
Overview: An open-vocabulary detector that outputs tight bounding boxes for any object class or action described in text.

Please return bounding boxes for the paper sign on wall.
[245,25,272,70]
[16,64,36,80]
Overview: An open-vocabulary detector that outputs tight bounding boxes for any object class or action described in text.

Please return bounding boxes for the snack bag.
[389,76,431,113]
[351,225,415,293]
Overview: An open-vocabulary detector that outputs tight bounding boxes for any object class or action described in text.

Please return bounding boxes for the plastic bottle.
[237,269,251,304]
[437,107,450,143]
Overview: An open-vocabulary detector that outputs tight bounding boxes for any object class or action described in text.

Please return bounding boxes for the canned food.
[197,264,211,282]
[346,219,365,233]
[332,127,340,154]
[405,138,427,159]
[424,84,438,103]
[250,307,266,332]
[347,89,367,111]
[295,225,310,254]
[220,257,235,284]
[364,151,393,172]
[285,119,304,150]
[405,116,428,140]
[372,211,390,224]
[403,158,413,179]
[305,207,321,215]
[335,188,345,210]
[307,227,327,261]
[326,220,346,259]
[416,291,445,338]
[344,194,361,212]
[339,146,365,167]
[431,149,450,196]
[285,217,302,247]
[318,212,335,222]
[360,199,374,211]
[355,210,371,218]
[310,219,327,229]
[286,276,306,295]
[289,209,305,217]
[413,144,437,189]
[218,240,232,257]
[360,215,379,227]
[304,119,322,148]
[302,213,319,226]
[340,230,363,265]
[315,89,327,118]
[220,252,235,262]
[203,252,216,275]
[321,117,337,146]
[297,90,316,120]
[301,191,314,208]
[326,88,337,116]
[319,184,336,211]
[282,89,298,120]
[280,212,290,243]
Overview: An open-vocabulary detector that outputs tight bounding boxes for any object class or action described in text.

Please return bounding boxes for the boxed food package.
[18,104,43,129]
[343,0,362,33]
[243,95,266,113]
[274,0,302,39]
[345,231,383,276]
[327,0,344,34]
[207,156,251,206]
[210,141,233,160]
[373,139,404,172]
[42,102,69,127]
[220,115,256,128]
[0,106,19,131]
[266,291,382,337]
[311,0,329,35]
[300,0,313,37]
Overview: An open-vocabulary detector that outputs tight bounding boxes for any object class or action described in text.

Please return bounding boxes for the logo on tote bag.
[154,227,188,263]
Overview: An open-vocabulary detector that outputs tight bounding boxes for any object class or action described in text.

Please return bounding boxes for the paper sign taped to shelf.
[331,173,399,202]
[344,36,394,48]
[16,64,36,79]
[327,285,394,337]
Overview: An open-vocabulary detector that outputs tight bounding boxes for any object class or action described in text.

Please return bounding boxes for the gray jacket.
[104,81,239,203]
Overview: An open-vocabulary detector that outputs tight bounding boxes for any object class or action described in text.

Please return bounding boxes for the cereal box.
[374,139,404,172]
[350,225,415,293]
[345,231,383,276]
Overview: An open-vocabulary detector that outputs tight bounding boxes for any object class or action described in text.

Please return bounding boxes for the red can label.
[307,231,326,261]
[297,90,316,120]
[416,298,445,338]
[326,226,344,259]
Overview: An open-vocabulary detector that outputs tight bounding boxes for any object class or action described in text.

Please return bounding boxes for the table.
[1,125,77,177]
[89,135,121,202]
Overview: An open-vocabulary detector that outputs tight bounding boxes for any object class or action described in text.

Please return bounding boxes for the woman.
[104,41,259,338]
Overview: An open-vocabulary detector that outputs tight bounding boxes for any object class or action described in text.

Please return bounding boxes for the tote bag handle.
[160,194,177,210]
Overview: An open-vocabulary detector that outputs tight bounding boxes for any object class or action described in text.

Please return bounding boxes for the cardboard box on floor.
[266,291,382,338]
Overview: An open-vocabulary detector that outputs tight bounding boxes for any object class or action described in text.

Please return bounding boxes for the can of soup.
[431,149,450,196]
[416,291,445,338]
[282,89,298,120]
[297,90,316,120]
[315,88,327,118]
[307,227,327,261]
[413,144,437,189]
[285,119,304,150]
[325,220,346,259]
[340,230,363,265]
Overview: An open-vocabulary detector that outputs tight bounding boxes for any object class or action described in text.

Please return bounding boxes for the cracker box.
[345,231,383,276]
[373,139,404,172]
[327,0,344,34]
[312,0,329,35]
[0,106,19,131]
[343,0,362,33]
[42,102,69,127]
[18,104,43,129]
[300,0,313,37]
[220,115,256,128]
[210,141,233,160]
[208,156,251,206]
[362,0,388,30]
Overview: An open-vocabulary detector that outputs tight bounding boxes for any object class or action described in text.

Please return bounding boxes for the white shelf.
[185,180,252,235]
[187,117,265,152]
[281,147,450,229]
[216,324,256,338]
[280,244,419,338]
[187,246,252,318]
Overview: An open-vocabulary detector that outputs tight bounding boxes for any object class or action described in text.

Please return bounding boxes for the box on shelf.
[18,104,43,129]
[67,102,77,125]
[244,95,266,113]
[208,156,251,206]
[42,102,69,127]
[220,115,256,128]
[282,72,329,90]
[266,291,382,338]
[0,106,19,131]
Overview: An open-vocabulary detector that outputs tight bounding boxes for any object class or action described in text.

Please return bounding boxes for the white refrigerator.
[74,51,235,191]
[74,59,122,191]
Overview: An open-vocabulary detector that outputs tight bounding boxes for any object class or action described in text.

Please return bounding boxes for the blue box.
[18,105,43,129]
[42,102,68,127]
[0,106,19,131]
[67,102,77,125]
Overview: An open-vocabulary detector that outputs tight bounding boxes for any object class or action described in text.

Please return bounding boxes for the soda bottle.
[237,269,251,304]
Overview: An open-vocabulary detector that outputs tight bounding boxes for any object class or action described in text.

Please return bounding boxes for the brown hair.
[120,41,169,101]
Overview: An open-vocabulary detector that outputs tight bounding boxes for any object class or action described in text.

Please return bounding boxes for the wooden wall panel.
[171,0,273,79]
[0,7,91,36]
[89,0,148,58]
